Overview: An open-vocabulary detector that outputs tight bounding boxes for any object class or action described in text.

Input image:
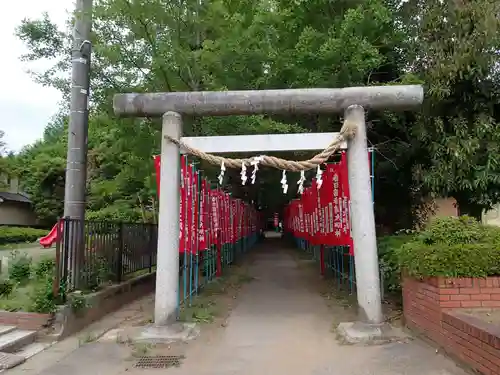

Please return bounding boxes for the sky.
[1,0,71,153]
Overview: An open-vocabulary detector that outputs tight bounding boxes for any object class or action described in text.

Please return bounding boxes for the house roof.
[0,192,32,204]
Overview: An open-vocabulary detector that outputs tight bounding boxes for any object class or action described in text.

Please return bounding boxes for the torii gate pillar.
[345,105,383,325]
[155,112,182,326]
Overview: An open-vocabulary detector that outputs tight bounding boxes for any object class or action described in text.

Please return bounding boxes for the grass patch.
[0,242,40,251]
[0,252,59,313]
[0,283,36,312]
[178,265,254,324]
[179,297,219,323]
[131,342,155,357]
[78,332,98,346]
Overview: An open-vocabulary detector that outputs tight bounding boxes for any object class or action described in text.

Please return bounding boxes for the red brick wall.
[0,311,52,331]
[403,276,500,375]
[442,311,500,375]
[403,276,443,342]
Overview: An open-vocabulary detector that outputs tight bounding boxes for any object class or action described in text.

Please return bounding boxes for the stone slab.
[0,326,16,336]
[121,323,200,345]
[0,330,36,352]
[336,321,410,345]
[98,323,200,345]
[0,352,26,370]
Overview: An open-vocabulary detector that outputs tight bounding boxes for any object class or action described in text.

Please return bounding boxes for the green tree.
[13,0,428,229]
[403,0,500,219]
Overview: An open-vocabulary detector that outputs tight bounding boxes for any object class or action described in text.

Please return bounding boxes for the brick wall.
[402,276,444,342]
[442,311,500,375]
[0,311,52,331]
[403,276,500,375]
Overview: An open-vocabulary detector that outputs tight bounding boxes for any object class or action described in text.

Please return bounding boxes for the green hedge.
[378,233,414,293]
[395,216,500,278]
[0,227,48,245]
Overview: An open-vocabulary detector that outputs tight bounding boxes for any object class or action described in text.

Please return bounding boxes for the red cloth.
[198,179,207,250]
[154,155,161,199]
[179,156,187,252]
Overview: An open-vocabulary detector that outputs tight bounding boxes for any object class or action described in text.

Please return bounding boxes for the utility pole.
[63,0,93,289]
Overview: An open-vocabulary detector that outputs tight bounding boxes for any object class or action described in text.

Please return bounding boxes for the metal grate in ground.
[134,355,185,369]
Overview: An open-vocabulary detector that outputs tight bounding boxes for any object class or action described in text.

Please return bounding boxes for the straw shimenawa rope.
[164,120,357,172]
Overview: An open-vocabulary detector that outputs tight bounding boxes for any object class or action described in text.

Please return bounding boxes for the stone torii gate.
[113,85,423,341]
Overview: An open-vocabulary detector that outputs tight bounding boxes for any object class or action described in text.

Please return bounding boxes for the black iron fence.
[55,217,157,295]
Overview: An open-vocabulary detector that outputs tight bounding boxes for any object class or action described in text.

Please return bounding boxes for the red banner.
[198,179,207,250]
[224,193,230,244]
[321,165,333,245]
[154,155,161,198]
[231,200,237,244]
[179,156,186,252]
[331,154,352,247]
[190,166,198,253]
[282,150,378,257]
[185,164,193,253]
[283,151,355,251]
[154,156,261,254]
[340,152,354,253]
[210,189,220,245]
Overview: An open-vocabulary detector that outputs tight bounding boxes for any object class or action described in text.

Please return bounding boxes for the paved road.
[8,240,469,375]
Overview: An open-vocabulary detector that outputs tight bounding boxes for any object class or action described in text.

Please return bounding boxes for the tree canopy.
[7,0,500,227]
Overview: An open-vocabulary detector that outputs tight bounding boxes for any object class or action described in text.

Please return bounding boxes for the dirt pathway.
[122,240,468,375]
[10,240,470,375]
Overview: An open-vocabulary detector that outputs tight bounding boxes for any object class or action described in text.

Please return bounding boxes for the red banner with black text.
[284,151,361,255]
[154,155,261,254]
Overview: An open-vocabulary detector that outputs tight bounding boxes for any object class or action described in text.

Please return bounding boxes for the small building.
[482,205,500,227]
[0,176,37,226]
[432,197,458,218]
[430,197,500,228]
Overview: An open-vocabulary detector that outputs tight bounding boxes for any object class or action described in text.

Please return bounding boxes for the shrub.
[33,257,55,279]
[378,234,414,293]
[0,279,14,297]
[418,216,484,245]
[8,251,32,283]
[30,275,57,313]
[0,226,48,245]
[75,255,115,292]
[396,216,500,278]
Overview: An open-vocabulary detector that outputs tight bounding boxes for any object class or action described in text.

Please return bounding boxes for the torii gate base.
[113,86,423,345]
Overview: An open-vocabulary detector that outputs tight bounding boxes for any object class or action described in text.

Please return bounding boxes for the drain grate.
[134,355,185,369]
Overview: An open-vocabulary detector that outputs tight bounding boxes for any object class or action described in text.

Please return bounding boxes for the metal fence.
[293,238,386,298]
[177,229,259,308]
[54,217,157,295]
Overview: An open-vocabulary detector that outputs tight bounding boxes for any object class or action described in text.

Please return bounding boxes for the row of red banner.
[283,151,354,254]
[154,156,260,253]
